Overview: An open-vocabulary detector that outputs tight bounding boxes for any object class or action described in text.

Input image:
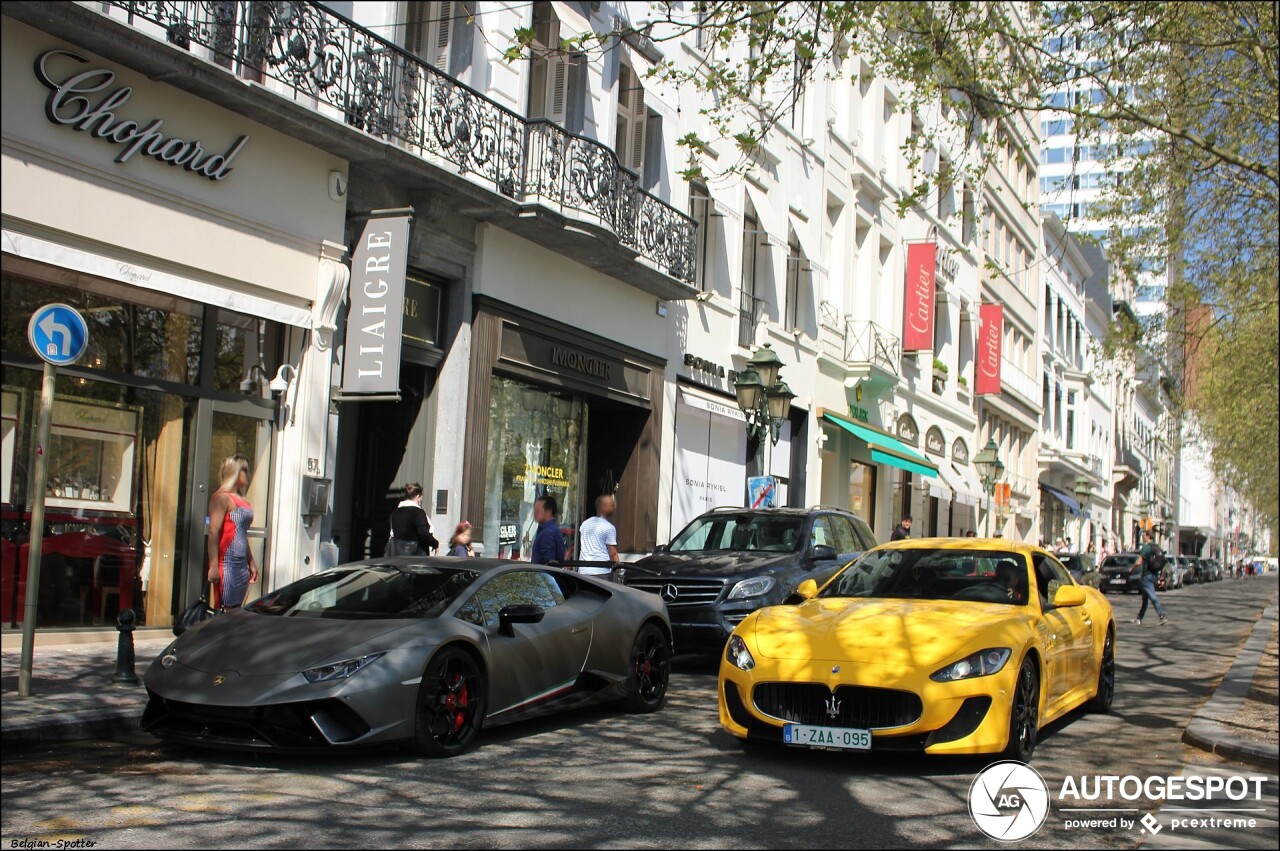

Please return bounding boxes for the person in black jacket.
[890,515,913,541]
[387,483,438,556]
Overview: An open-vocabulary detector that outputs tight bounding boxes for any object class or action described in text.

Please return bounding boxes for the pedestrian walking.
[1131,529,1168,626]
[964,530,977,538]
[207,454,258,609]
[890,515,913,541]
[448,521,475,557]
[529,494,566,564]
[578,494,620,576]
[388,483,438,556]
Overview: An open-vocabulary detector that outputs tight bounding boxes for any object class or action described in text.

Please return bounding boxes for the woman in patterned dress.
[207,454,258,608]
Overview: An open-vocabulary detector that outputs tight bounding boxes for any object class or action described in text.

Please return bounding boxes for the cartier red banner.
[902,242,937,351]
[976,303,1003,395]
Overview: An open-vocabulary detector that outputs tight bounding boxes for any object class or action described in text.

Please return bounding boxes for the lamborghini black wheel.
[414,647,485,757]
[622,623,671,713]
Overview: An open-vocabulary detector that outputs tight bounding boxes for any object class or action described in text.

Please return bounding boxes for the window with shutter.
[405,2,451,74]
[617,64,647,173]
[528,6,567,122]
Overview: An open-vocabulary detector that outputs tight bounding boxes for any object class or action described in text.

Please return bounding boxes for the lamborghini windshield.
[668,513,805,553]
[247,565,480,619]
[821,548,1029,605]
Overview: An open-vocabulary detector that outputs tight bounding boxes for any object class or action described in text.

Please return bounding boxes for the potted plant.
[932,358,949,378]
[958,375,968,389]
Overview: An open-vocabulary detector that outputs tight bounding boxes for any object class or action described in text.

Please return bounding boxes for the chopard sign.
[34,50,249,181]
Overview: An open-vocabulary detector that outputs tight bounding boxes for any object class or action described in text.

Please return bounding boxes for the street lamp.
[973,438,1004,538]
[733,344,793,446]
[1073,476,1092,552]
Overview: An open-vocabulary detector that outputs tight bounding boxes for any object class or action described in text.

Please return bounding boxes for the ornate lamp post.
[733,344,794,495]
[973,438,1004,538]
[1072,476,1093,552]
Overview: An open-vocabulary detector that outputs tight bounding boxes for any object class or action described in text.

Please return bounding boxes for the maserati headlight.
[727,576,776,600]
[302,652,385,683]
[726,635,756,671]
[930,648,1012,683]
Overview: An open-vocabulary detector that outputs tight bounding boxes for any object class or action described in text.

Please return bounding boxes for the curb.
[1183,718,1279,771]
[1181,596,1279,771]
[2,707,144,752]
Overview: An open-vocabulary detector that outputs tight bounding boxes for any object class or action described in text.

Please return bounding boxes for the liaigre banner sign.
[341,216,412,395]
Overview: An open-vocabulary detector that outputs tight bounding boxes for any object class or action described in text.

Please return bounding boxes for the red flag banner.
[902,242,937,351]
[976,303,1003,395]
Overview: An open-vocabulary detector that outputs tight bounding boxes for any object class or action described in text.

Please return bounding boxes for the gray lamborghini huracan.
[142,558,672,757]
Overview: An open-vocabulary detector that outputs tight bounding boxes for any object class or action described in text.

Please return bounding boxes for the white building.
[1038,213,1109,550]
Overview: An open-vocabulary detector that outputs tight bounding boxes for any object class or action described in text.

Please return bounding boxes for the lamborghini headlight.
[930,648,1012,683]
[727,576,776,600]
[302,652,385,683]
[726,635,756,671]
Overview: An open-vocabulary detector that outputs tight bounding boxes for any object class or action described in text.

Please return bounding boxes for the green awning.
[822,411,938,478]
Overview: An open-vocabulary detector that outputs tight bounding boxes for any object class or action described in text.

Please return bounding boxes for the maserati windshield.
[669,513,804,553]
[821,549,1029,605]
[248,565,480,619]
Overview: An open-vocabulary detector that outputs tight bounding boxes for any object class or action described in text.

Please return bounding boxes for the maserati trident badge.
[825,694,841,719]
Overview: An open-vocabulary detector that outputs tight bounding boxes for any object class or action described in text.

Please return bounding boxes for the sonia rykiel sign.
[34,50,249,181]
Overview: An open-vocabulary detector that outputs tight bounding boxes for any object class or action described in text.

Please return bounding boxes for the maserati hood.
[750,597,1023,667]
[634,551,796,578]
[172,611,420,675]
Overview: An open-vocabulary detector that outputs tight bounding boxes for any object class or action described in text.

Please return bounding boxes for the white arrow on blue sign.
[27,303,90,366]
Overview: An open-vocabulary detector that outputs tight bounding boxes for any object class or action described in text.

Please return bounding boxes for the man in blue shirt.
[530,495,566,564]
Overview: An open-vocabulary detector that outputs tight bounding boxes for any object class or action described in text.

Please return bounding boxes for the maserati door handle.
[571,626,590,635]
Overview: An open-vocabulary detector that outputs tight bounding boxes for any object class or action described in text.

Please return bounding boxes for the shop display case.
[44,398,140,514]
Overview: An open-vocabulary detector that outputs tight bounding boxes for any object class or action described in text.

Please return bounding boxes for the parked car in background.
[626,507,877,653]
[1058,552,1100,588]
[1196,557,1223,582]
[1100,553,1144,593]
[1173,556,1197,588]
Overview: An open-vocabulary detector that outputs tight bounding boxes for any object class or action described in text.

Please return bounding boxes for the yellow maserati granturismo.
[718,538,1115,761]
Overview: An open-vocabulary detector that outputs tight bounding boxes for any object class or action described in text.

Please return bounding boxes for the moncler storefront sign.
[34,50,249,181]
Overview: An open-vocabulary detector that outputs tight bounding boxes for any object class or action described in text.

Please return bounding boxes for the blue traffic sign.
[27,303,89,366]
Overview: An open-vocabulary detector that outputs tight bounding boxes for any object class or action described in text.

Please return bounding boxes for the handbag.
[386,536,423,557]
[174,594,217,636]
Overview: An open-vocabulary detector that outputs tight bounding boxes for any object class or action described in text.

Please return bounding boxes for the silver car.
[143,559,672,757]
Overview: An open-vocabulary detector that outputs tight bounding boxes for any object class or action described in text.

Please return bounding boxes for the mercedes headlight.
[727,576,776,600]
[302,652,385,683]
[930,648,1012,683]
[726,635,756,671]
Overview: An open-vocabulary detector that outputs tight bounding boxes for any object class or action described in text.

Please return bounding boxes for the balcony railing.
[97,0,695,283]
[844,319,901,374]
[739,291,763,349]
[1000,357,1041,404]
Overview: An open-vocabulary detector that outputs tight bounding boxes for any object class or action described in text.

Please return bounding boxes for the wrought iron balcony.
[843,319,901,375]
[95,0,695,284]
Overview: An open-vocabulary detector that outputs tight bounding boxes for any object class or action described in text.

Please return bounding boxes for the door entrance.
[182,398,274,612]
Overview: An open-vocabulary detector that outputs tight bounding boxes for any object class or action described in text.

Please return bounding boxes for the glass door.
[182,398,274,611]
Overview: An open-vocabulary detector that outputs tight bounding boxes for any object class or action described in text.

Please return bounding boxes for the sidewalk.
[1182,590,1280,770]
[1,637,170,750]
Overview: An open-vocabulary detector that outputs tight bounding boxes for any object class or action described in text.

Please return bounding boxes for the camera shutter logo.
[968,761,1050,842]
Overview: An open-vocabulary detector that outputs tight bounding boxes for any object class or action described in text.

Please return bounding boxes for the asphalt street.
[2,576,1277,850]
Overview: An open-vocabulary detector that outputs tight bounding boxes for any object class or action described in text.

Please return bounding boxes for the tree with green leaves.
[508,0,1278,535]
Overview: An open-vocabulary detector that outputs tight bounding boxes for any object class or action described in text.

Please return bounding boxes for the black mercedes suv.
[625,507,877,653]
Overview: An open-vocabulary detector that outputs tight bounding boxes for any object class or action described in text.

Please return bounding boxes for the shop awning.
[678,386,746,422]
[1040,483,1082,517]
[925,474,953,501]
[743,184,788,247]
[821,410,938,478]
[939,462,980,505]
[788,211,829,275]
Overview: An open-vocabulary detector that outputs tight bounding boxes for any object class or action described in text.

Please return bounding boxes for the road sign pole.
[18,361,57,698]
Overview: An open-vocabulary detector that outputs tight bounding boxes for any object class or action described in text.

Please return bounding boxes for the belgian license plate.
[783,723,872,750]
[1109,578,1127,585]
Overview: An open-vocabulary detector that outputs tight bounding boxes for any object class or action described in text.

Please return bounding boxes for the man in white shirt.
[578,494,619,576]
